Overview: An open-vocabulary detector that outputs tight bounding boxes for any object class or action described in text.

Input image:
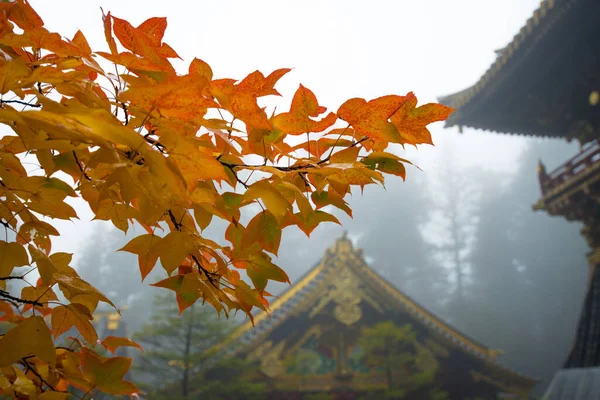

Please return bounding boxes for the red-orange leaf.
[71,30,91,55]
[271,84,337,135]
[51,304,98,345]
[338,95,412,143]
[111,16,136,54]
[101,336,143,355]
[101,9,118,55]
[137,17,167,47]
[118,234,161,281]
[237,68,291,97]
[189,58,213,80]
[7,0,44,30]
[81,349,139,395]
[390,93,454,146]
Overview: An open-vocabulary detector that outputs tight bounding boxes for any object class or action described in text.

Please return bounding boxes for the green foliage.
[132,292,265,399]
[303,393,336,400]
[358,322,449,399]
[360,321,416,371]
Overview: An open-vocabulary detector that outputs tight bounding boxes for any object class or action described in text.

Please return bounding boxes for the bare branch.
[0,99,41,108]
[0,289,43,307]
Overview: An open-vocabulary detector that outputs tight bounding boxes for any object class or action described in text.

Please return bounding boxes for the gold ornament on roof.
[260,341,287,378]
[589,90,599,106]
[331,266,362,326]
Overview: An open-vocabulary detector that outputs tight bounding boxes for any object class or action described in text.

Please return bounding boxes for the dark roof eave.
[437,0,580,128]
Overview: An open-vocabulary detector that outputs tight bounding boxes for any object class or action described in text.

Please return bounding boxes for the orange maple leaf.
[271,84,337,135]
[390,93,454,146]
[337,94,412,143]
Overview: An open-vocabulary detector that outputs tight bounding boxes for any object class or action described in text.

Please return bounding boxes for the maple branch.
[222,162,248,189]
[73,151,92,181]
[218,137,368,173]
[56,346,76,352]
[0,276,24,281]
[166,210,220,286]
[0,289,42,307]
[297,172,311,191]
[0,99,41,108]
[190,254,220,288]
[22,358,63,393]
[143,133,165,152]
[0,297,20,309]
[167,209,182,230]
[324,125,351,161]
[121,102,129,125]
[320,136,369,165]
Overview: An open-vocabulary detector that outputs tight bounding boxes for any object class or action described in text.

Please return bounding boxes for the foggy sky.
[24,0,552,256]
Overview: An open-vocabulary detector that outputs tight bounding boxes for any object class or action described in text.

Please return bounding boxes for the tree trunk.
[182,303,195,398]
[449,188,464,301]
[385,338,392,390]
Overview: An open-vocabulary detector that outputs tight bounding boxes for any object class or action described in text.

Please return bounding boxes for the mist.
[17,0,590,397]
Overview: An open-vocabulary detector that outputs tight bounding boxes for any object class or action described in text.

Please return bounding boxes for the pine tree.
[132,292,265,399]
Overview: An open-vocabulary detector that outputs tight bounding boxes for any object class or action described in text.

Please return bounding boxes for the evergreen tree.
[467,139,589,395]
[358,322,447,400]
[132,292,265,399]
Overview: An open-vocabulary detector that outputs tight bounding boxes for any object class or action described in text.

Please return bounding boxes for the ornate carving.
[333,272,363,326]
[259,341,287,378]
[246,340,288,378]
[309,243,367,326]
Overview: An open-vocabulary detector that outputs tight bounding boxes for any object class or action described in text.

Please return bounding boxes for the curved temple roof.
[437,0,600,141]
[212,235,538,389]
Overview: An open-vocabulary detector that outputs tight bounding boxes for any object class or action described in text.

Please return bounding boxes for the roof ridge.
[438,0,572,112]
[344,247,539,383]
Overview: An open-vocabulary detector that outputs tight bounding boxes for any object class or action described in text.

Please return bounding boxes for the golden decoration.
[589,90,599,106]
[310,262,363,326]
[333,280,363,326]
[259,341,287,378]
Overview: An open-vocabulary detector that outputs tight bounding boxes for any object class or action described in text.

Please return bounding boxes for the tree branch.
[0,289,43,307]
[218,136,369,173]
[0,276,24,281]
[22,358,67,393]
[72,151,92,181]
[121,102,129,125]
[0,99,41,108]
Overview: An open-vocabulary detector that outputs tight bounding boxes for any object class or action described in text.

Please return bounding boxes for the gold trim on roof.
[359,265,490,356]
[216,259,327,349]
[209,235,538,387]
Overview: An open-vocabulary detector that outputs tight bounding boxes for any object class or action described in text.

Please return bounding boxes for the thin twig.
[22,359,65,392]
[0,297,21,309]
[0,99,41,108]
[121,102,129,125]
[0,276,23,281]
[218,136,368,173]
[0,289,43,307]
[223,163,249,189]
[190,254,220,288]
[72,151,92,181]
